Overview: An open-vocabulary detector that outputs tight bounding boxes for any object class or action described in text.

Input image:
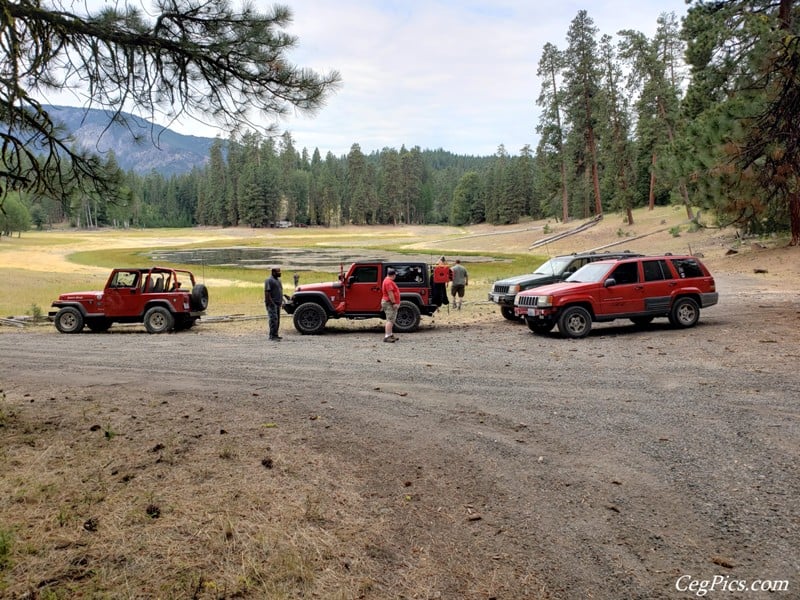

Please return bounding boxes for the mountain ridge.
[44,105,216,176]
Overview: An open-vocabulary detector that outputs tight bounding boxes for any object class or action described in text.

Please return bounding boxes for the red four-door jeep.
[514,254,718,338]
[282,261,440,334]
[49,267,209,334]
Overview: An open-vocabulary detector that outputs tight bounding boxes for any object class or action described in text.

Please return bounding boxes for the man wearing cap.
[381,267,400,343]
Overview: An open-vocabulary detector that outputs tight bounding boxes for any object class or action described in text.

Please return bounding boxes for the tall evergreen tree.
[202,138,227,225]
[535,42,571,222]
[598,35,636,224]
[563,10,604,217]
[451,172,483,226]
[683,0,800,243]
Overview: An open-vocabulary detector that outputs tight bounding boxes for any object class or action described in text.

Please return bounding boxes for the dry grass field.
[1,208,799,599]
[2,205,798,321]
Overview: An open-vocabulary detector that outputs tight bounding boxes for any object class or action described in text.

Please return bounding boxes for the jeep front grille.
[492,284,510,294]
[516,295,539,308]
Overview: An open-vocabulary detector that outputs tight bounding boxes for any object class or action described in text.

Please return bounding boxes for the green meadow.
[0,226,541,319]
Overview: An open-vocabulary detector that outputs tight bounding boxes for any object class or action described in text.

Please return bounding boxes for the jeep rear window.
[643,260,673,281]
[391,265,425,284]
[670,258,704,278]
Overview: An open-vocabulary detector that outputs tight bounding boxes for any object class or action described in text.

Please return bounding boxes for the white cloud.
[41,0,689,157]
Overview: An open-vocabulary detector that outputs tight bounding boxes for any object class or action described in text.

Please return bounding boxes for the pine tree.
[563,10,604,217]
[0,0,340,217]
[535,42,571,222]
[683,0,800,243]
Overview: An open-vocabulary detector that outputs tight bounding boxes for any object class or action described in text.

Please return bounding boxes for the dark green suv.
[488,251,641,321]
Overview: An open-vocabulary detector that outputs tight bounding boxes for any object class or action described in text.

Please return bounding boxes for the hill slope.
[44,105,215,175]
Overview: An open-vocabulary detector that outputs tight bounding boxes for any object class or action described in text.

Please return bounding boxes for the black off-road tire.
[394,301,422,333]
[293,302,327,335]
[190,284,209,311]
[54,306,84,334]
[668,297,699,328]
[557,306,593,339]
[501,306,522,322]
[143,306,175,334]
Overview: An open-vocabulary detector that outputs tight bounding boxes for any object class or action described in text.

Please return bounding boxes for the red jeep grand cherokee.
[514,254,718,338]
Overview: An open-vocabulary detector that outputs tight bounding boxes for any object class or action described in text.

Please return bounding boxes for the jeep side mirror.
[347,276,355,286]
[561,271,573,279]
[604,278,616,287]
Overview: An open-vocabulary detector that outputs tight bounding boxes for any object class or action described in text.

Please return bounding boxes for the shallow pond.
[148,248,499,272]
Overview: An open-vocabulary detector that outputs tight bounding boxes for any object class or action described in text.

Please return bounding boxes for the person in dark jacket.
[264,267,283,341]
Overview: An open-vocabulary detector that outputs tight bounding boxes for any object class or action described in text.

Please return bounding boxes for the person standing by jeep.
[381,267,400,343]
[432,256,451,306]
[450,259,468,310]
[264,267,283,341]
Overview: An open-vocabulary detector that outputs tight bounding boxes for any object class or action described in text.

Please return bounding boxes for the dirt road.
[1,273,798,598]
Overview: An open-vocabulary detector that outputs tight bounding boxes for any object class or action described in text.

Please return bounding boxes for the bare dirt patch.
[1,214,799,598]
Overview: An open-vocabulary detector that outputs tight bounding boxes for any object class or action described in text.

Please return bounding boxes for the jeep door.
[639,259,677,313]
[346,264,382,312]
[104,270,144,317]
[597,261,645,316]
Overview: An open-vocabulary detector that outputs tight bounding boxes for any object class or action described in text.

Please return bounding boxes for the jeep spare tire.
[394,301,421,333]
[190,283,209,311]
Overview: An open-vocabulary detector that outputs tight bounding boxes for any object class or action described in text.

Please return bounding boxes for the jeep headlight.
[536,295,553,307]
[508,284,520,294]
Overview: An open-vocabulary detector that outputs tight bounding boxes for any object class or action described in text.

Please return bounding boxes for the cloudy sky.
[50,0,689,157]
[276,0,689,157]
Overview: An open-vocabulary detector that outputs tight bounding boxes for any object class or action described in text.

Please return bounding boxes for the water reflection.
[148,248,458,271]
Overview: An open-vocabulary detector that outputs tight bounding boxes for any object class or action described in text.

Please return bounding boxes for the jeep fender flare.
[51,301,88,316]
[399,293,425,306]
[556,299,595,319]
[287,292,335,314]
[142,299,177,316]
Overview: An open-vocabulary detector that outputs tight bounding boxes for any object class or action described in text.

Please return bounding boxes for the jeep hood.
[522,280,598,297]
[496,272,555,286]
[294,281,343,292]
[58,291,104,300]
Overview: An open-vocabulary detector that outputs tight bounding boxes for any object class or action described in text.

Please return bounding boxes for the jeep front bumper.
[488,293,515,307]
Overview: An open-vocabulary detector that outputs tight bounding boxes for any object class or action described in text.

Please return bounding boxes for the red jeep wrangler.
[514,255,718,338]
[283,261,440,334]
[49,267,209,334]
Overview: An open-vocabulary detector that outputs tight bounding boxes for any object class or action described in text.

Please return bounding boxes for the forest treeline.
[4,2,800,243]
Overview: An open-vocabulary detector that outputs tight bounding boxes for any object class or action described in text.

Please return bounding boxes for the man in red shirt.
[381,267,400,343]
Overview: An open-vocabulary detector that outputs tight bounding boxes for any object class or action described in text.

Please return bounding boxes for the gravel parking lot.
[1,270,798,598]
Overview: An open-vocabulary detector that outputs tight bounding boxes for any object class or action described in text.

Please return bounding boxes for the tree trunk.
[560,162,569,223]
[586,124,603,216]
[649,152,657,210]
[790,191,800,246]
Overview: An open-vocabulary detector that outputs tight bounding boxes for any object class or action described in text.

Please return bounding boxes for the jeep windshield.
[565,262,614,283]
[533,257,573,276]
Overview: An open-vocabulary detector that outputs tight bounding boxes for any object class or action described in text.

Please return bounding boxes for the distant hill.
[43,105,216,176]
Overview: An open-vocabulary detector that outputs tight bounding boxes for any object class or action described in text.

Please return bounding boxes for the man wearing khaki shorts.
[381,267,400,342]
